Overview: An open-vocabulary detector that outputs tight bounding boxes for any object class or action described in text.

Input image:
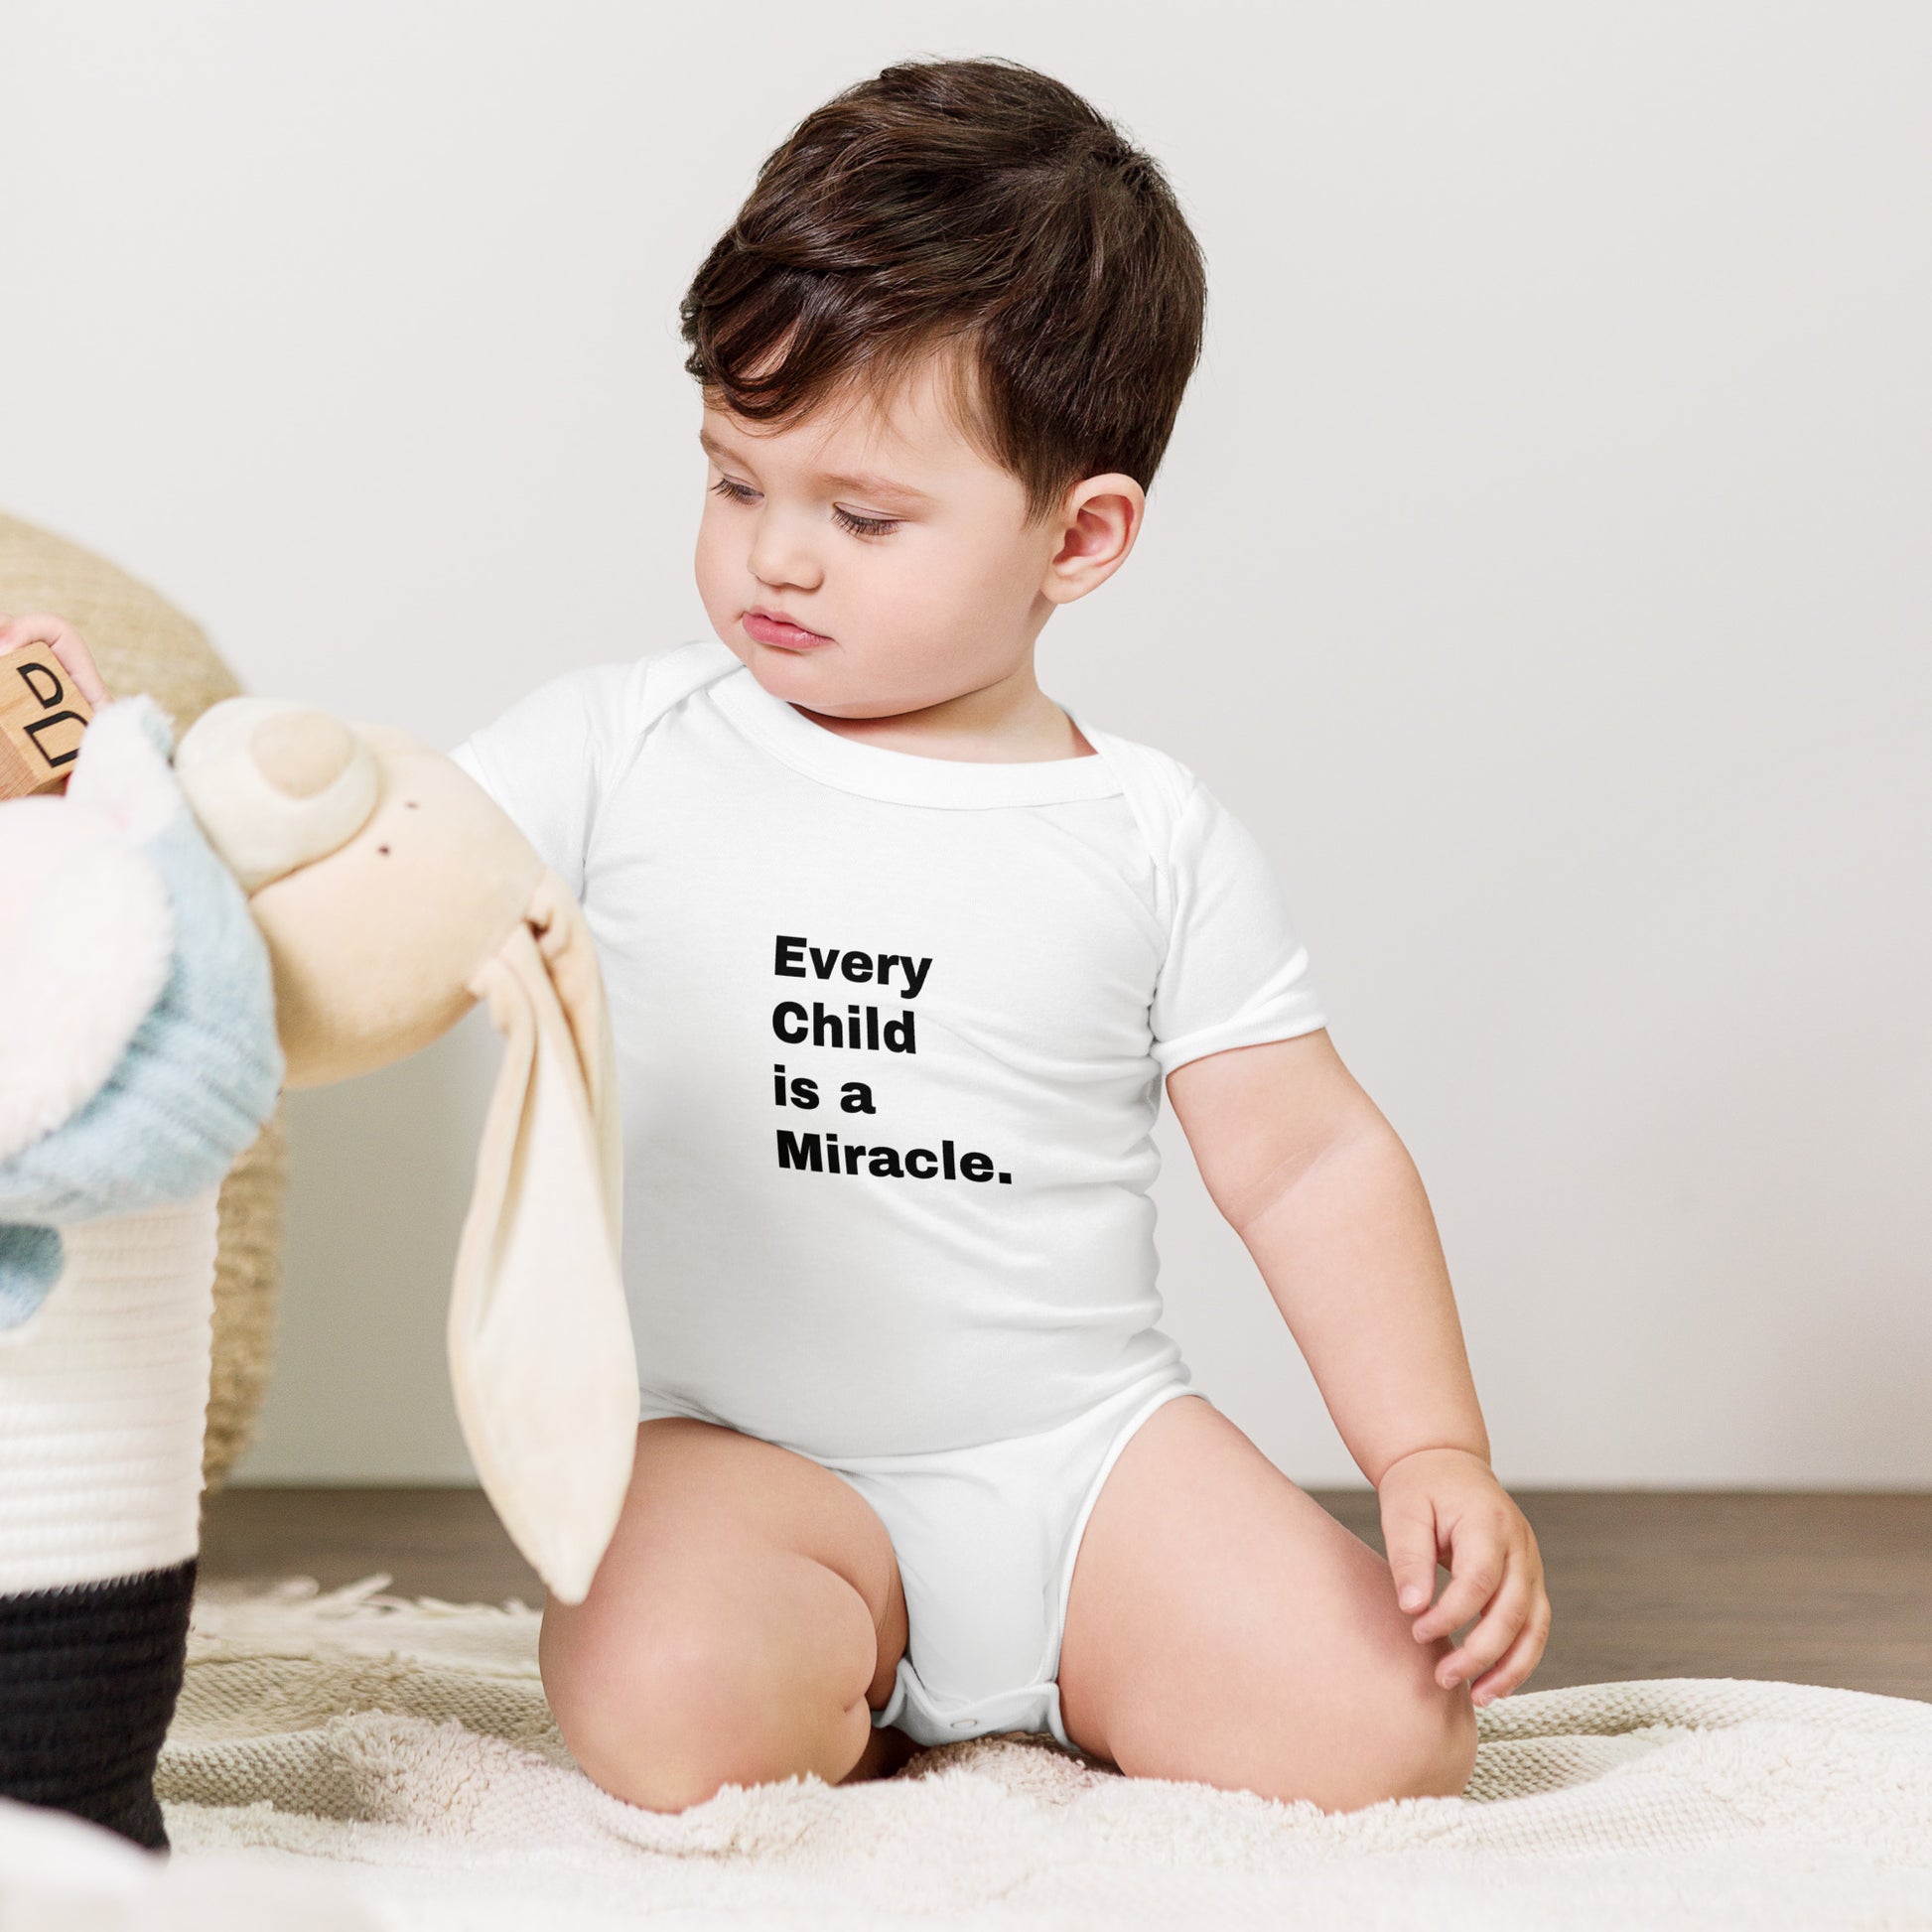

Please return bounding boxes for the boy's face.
[694,353,1084,720]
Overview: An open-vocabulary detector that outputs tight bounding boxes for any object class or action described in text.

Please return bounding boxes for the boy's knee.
[1318,1653,1479,1809]
[1393,1678,1479,1800]
[542,1614,732,1811]
[541,1608,865,1815]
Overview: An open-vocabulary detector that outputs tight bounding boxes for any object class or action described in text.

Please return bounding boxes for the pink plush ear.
[447,873,636,1604]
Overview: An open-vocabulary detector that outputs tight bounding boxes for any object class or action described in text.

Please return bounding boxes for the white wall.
[4,1,1927,1486]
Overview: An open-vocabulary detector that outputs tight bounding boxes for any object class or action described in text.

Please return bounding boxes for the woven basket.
[0,508,287,1489]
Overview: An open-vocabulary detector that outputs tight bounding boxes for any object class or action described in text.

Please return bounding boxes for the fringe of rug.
[192,1574,538,1622]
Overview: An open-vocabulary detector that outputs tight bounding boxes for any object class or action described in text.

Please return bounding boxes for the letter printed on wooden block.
[0,642,94,800]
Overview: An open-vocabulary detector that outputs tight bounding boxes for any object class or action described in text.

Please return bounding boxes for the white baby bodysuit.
[448,636,1326,1459]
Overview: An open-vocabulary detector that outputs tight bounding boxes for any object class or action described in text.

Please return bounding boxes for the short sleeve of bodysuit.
[446,657,651,901]
[1147,777,1326,1076]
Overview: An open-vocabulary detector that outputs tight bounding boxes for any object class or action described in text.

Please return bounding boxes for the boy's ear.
[1041,473,1146,607]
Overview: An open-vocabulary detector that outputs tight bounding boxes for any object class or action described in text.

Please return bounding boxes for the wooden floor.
[200,1486,1932,1704]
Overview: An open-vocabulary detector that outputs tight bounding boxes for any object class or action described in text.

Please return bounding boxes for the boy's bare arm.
[1165,1028,1487,1486]
[1167,1029,1551,1703]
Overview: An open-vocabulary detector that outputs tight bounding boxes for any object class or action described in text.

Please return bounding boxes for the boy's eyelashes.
[830,505,901,538]
[708,475,902,539]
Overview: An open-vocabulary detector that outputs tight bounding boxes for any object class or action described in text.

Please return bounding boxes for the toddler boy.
[412,57,1552,1811]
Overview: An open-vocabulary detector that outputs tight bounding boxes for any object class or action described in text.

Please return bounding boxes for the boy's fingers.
[1433,1562,1535,1686]
[1381,1503,1446,1614]
[1467,1594,1553,1706]
[0,611,66,642]
[1409,1527,1509,1642]
[0,612,109,706]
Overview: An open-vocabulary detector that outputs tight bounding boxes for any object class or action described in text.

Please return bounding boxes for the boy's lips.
[743,609,834,650]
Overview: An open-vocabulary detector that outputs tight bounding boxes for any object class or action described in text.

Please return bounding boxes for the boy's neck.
[785,652,1093,764]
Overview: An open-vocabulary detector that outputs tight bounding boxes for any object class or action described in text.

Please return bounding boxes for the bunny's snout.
[252,709,359,800]
[176,698,379,891]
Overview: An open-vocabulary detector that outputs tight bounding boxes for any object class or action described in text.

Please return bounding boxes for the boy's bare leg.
[541,1417,911,1812]
[1056,1395,1478,1812]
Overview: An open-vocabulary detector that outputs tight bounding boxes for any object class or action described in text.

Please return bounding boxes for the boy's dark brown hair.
[679,57,1206,522]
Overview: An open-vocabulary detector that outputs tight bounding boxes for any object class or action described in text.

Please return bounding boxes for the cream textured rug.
[7,1576,1931,1930]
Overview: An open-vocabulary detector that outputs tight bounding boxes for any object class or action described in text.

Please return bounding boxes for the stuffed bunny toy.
[0,693,638,1851]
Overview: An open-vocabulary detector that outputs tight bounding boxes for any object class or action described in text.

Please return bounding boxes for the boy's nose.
[747,508,824,594]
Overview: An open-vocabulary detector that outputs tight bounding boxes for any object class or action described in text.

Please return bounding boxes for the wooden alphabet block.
[0,642,94,801]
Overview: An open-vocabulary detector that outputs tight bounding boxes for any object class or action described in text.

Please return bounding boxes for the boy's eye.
[710,474,898,538]
[832,505,901,538]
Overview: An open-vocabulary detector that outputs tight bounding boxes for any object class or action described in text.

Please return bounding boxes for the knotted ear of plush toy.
[176,699,637,1605]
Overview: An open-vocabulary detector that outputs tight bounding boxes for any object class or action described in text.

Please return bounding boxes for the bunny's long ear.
[449,872,637,1604]
[523,871,623,1250]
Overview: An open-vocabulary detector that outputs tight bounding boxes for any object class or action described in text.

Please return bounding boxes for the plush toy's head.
[174,698,636,1605]
[174,702,541,1085]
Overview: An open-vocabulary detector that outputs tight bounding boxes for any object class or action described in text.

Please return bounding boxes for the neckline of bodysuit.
[709,652,1127,810]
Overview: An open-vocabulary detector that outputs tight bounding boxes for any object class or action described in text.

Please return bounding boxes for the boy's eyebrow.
[699,429,935,507]
[699,428,749,468]
[819,467,936,507]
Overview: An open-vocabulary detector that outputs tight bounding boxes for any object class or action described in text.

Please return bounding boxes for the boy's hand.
[0,611,111,708]
[1377,1446,1550,1707]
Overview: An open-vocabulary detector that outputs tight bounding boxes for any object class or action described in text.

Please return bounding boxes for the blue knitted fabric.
[0,698,285,1324]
